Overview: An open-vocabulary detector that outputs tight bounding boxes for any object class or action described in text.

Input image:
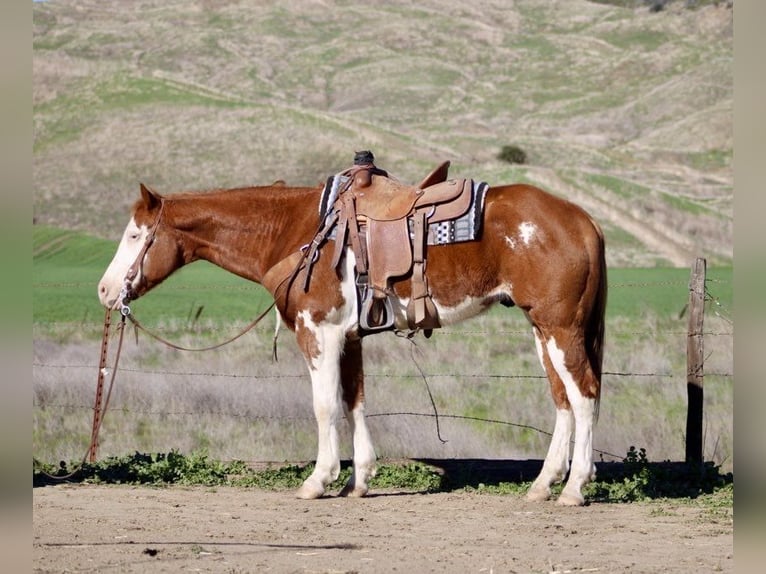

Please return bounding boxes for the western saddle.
[304,151,476,336]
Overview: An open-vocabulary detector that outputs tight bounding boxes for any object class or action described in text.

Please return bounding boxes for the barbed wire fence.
[33,261,733,468]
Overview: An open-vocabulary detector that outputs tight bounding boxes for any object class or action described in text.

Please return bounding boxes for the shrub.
[497,144,527,165]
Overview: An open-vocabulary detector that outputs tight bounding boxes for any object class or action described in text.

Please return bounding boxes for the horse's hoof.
[525,486,551,502]
[556,492,585,507]
[296,479,325,500]
[339,483,368,498]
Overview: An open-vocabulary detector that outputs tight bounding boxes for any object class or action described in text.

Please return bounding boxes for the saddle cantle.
[309,151,488,336]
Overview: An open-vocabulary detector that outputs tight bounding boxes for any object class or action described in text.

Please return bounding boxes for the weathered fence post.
[685,257,706,464]
[89,310,113,462]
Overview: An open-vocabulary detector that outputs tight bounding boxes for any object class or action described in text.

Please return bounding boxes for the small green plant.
[33,450,240,487]
[34,452,444,492]
[369,462,443,491]
[232,463,316,489]
[34,449,732,506]
[624,445,648,467]
[497,144,527,165]
[585,446,733,503]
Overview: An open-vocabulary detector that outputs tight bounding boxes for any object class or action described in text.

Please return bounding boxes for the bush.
[497,144,527,165]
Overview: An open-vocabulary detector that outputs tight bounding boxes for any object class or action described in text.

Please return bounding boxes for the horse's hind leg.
[526,327,574,502]
[529,326,598,506]
[338,338,377,497]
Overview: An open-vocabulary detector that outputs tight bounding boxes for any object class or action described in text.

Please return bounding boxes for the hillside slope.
[33,0,733,267]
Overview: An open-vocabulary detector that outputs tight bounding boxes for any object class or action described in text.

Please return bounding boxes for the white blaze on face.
[505,221,538,250]
[97,217,149,308]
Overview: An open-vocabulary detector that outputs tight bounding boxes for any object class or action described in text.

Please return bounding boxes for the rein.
[123,302,275,352]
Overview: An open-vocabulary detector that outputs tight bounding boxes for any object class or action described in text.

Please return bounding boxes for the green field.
[33,225,733,329]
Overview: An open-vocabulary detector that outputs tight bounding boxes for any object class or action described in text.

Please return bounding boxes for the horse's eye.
[128,233,140,241]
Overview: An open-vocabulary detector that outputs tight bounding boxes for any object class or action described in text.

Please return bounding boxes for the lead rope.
[122,301,276,352]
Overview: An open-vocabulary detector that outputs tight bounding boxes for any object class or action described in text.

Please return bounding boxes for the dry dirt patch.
[34,484,732,573]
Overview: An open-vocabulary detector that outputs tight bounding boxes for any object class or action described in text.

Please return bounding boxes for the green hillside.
[33,0,732,267]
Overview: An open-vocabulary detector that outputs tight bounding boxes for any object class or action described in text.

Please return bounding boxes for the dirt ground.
[33,484,732,573]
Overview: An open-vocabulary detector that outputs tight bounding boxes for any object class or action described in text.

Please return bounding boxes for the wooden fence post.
[685,257,706,464]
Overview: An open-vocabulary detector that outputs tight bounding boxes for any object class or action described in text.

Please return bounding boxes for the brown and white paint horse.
[98,178,606,506]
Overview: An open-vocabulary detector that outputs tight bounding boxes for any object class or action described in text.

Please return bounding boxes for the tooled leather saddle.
[305,151,488,336]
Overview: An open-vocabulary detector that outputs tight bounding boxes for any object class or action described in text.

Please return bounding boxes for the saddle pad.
[319,174,349,222]
[425,180,489,245]
[319,175,489,245]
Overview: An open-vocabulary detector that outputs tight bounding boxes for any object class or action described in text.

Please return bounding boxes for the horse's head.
[98,184,183,310]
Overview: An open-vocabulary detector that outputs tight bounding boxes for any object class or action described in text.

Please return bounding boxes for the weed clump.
[497,144,527,165]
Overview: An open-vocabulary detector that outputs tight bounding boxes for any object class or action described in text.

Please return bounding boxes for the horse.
[98,172,606,506]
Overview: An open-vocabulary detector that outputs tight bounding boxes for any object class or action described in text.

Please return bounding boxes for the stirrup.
[359,291,395,333]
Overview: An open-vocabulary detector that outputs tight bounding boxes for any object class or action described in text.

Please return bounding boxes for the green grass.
[607,266,732,319]
[33,225,733,329]
[33,448,733,505]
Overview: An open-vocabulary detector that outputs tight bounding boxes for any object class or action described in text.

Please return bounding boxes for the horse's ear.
[139,183,161,209]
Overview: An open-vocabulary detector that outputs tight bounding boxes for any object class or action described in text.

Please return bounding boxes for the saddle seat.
[350,161,469,222]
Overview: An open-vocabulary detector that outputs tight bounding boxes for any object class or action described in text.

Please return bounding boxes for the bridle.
[118,199,166,317]
[114,196,283,353]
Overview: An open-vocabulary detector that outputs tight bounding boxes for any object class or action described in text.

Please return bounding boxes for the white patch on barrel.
[504,221,537,250]
[519,221,537,245]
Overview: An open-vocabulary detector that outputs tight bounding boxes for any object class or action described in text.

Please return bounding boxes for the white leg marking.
[296,316,345,499]
[340,401,377,497]
[527,330,574,502]
[337,249,378,495]
[297,251,363,499]
[545,337,596,506]
[528,408,574,502]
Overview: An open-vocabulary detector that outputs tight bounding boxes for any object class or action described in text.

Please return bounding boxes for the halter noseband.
[119,199,165,316]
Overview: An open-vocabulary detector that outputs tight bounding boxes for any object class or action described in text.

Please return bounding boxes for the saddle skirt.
[312,160,488,335]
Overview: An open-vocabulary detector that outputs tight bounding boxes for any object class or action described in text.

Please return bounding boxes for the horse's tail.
[586,219,607,421]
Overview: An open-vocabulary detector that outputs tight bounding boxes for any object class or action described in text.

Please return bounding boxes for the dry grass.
[33,309,733,473]
[33,0,732,266]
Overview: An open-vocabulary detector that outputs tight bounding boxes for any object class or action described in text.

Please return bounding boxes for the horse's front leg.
[294,318,346,500]
[338,337,377,497]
